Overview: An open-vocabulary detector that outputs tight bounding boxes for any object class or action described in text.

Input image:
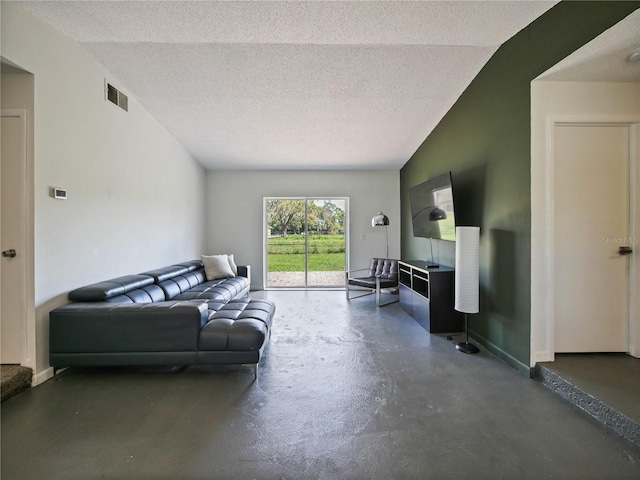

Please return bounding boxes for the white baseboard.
[32,367,54,386]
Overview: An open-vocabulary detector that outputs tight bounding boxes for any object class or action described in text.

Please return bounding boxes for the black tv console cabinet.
[399,260,463,334]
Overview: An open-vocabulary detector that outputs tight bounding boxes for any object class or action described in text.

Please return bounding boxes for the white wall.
[205,170,400,289]
[1,3,206,377]
[531,81,640,365]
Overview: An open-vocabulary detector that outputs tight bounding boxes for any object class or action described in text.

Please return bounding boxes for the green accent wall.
[400,1,640,373]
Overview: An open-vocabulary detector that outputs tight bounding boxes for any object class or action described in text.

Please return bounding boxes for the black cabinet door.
[399,283,413,316]
[412,293,431,332]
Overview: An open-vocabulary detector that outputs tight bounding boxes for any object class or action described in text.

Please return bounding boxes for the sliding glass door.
[264,198,348,288]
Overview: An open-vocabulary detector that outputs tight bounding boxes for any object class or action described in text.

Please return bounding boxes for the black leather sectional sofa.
[49,260,275,378]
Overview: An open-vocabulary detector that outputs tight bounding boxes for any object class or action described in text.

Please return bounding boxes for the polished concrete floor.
[2,291,640,479]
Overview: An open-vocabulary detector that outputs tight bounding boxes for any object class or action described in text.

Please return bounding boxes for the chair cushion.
[348,258,398,289]
[368,258,398,280]
[349,276,398,289]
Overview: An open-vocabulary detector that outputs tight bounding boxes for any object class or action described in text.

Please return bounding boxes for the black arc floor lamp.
[454,226,480,354]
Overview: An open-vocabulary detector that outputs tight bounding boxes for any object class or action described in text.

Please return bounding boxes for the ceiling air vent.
[105,81,128,112]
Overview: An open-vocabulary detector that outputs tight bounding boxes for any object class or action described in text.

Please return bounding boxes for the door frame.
[263,197,349,289]
[538,114,640,362]
[1,108,35,370]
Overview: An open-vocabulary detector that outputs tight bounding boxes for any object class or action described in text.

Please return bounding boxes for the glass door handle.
[618,246,633,256]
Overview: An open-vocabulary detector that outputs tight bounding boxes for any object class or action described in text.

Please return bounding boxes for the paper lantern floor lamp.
[454,226,480,354]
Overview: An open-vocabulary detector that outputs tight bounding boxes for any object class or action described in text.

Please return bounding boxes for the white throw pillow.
[201,254,235,280]
[226,254,238,276]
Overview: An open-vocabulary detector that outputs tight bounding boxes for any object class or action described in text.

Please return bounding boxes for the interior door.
[1,110,28,364]
[554,124,631,352]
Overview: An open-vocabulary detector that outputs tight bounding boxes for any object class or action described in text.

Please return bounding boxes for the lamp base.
[455,342,479,354]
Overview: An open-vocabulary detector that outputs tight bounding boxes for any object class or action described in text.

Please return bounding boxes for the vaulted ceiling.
[16,1,558,170]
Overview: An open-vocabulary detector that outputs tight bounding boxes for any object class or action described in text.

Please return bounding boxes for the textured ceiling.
[16,1,558,170]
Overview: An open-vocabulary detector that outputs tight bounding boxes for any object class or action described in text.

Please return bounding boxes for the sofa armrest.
[50,301,208,355]
[237,265,251,285]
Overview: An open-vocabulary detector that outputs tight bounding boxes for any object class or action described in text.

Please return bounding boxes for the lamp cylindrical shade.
[454,226,480,314]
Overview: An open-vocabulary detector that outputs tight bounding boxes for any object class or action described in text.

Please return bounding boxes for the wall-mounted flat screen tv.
[409,172,456,241]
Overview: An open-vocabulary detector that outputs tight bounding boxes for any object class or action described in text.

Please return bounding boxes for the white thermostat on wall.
[51,187,67,200]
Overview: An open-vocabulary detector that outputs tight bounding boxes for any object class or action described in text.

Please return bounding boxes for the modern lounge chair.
[345,258,399,307]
